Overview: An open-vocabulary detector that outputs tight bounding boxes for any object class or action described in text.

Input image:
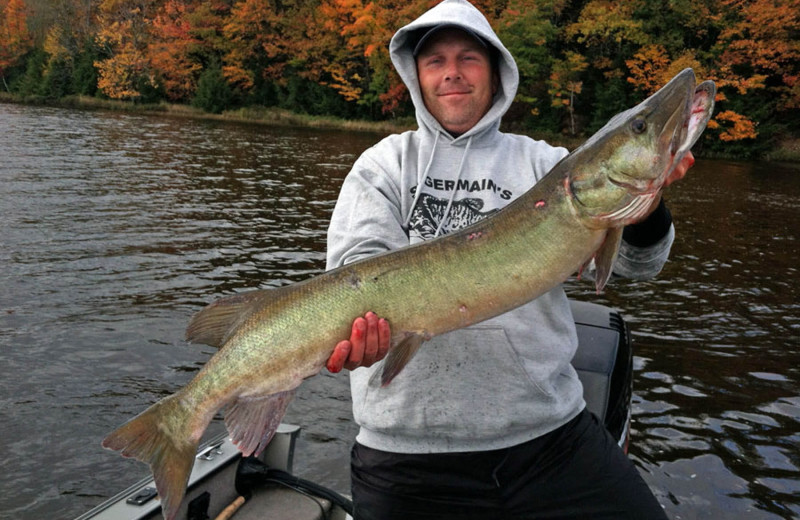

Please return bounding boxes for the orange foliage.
[625,44,671,94]
[708,110,758,141]
[0,0,33,81]
[626,45,704,95]
[315,0,428,111]
[717,0,800,110]
[148,1,202,100]
[95,43,153,99]
[222,0,284,89]
[18,0,794,150]
[325,63,363,102]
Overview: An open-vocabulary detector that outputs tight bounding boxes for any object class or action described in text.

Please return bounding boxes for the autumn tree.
[95,0,160,101]
[625,44,706,96]
[3,0,797,157]
[495,0,566,130]
[566,0,649,59]
[0,0,33,91]
[717,0,800,110]
[147,0,200,101]
[29,0,99,97]
[217,0,298,110]
[548,51,587,135]
[709,0,800,153]
[311,0,429,116]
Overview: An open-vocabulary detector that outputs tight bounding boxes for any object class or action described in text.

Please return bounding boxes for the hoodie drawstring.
[403,133,474,238]
[433,135,472,237]
[402,131,440,229]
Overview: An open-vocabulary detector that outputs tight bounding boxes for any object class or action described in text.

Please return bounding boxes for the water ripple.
[1,104,798,519]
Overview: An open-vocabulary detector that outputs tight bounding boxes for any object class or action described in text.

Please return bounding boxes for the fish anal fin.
[374,333,426,387]
[225,389,296,457]
[593,227,623,293]
[186,289,276,347]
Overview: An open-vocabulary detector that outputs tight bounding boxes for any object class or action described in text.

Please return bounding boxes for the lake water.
[1,103,798,520]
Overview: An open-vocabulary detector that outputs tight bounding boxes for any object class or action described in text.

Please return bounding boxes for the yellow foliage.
[95,40,153,100]
[43,25,70,62]
[567,0,649,48]
[326,63,362,102]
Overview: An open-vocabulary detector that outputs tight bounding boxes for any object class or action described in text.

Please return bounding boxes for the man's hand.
[642,151,695,218]
[666,151,695,188]
[327,312,391,373]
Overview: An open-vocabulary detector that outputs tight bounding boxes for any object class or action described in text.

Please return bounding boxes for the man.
[325,0,691,518]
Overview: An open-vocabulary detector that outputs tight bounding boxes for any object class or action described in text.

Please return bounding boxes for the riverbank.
[0,92,417,135]
[0,93,585,149]
[2,92,797,161]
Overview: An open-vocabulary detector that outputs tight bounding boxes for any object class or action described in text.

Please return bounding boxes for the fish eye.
[631,118,647,134]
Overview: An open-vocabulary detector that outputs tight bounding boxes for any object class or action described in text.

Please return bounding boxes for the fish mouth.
[609,71,715,193]
[664,78,716,179]
[607,174,657,195]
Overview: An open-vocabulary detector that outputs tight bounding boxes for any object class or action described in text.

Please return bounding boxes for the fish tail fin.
[102,394,203,520]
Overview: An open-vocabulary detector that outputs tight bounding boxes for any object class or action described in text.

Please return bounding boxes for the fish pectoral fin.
[373,333,427,388]
[593,227,623,293]
[186,289,278,347]
[225,389,296,457]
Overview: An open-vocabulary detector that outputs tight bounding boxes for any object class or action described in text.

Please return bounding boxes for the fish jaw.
[566,69,714,229]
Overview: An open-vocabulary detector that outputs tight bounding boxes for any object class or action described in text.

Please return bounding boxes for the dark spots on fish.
[348,272,362,289]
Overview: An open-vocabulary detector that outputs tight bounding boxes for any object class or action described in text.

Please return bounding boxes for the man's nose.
[444,60,462,81]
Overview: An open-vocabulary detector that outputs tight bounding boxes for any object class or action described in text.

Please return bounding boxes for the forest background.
[1,0,799,159]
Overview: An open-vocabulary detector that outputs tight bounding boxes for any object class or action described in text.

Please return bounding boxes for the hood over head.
[390,0,519,140]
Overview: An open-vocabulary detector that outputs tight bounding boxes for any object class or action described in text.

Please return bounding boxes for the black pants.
[350,409,668,520]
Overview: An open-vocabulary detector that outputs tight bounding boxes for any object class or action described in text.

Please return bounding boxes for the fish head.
[565,68,715,228]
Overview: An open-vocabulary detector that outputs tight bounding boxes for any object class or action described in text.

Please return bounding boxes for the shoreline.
[0,92,584,150]
[0,92,417,135]
[2,93,797,161]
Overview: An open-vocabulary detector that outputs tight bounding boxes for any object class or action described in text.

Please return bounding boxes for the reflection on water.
[565,158,800,519]
[1,103,798,519]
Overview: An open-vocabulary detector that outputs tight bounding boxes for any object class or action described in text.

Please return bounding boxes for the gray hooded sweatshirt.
[326,0,674,454]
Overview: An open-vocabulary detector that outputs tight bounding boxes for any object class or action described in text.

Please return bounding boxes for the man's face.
[416,28,498,135]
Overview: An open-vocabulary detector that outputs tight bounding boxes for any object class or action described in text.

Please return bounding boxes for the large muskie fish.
[103,68,715,520]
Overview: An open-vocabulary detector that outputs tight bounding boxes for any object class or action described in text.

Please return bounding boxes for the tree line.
[1,0,799,157]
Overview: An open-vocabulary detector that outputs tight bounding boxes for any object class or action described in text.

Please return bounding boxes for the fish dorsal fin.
[225,389,296,457]
[593,227,623,293]
[371,332,427,387]
[186,288,278,347]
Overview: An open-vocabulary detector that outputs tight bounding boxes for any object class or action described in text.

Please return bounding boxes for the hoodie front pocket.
[355,326,560,440]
